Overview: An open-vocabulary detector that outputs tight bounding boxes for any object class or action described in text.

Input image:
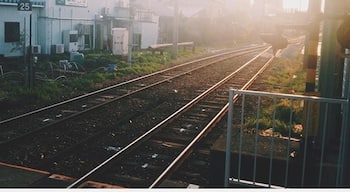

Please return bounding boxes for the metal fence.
[224,89,349,188]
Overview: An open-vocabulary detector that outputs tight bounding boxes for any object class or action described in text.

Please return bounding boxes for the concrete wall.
[0,4,41,57]
[140,19,159,49]
[39,0,116,54]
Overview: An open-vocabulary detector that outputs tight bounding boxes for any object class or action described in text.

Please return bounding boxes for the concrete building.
[0,0,44,57]
[0,0,159,57]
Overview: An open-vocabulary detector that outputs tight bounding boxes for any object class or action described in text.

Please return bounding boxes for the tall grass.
[244,55,306,138]
[264,55,306,94]
[0,48,199,105]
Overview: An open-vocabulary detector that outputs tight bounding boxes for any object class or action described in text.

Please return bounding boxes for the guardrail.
[148,42,195,55]
[224,89,349,188]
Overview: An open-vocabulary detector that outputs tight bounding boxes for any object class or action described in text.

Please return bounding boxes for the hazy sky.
[172,0,311,12]
[282,0,309,11]
[135,0,313,17]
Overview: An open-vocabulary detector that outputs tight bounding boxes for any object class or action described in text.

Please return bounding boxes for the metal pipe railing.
[225,89,348,188]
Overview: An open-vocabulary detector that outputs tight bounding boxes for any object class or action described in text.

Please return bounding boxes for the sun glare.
[283,0,309,11]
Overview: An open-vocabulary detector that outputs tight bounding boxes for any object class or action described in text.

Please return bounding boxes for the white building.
[0,0,159,57]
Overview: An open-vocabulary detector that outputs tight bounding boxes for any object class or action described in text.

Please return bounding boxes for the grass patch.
[5,81,61,103]
[264,55,305,94]
[244,54,306,138]
[245,98,303,138]
[0,48,204,105]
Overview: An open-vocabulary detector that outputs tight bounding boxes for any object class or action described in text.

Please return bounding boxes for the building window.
[84,34,91,49]
[4,22,20,43]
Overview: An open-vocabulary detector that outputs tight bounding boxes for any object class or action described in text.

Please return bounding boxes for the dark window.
[84,34,91,49]
[5,22,20,43]
[70,34,78,42]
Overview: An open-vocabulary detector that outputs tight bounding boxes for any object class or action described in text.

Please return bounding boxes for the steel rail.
[0,45,267,125]
[0,47,268,146]
[0,57,220,136]
[67,46,272,188]
[149,48,275,188]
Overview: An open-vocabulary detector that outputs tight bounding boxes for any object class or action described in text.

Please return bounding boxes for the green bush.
[245,55,306,138]
[273,120,289,136]
[6,81,62,103]
[245,117,271,130]
[1,47,209,105]
[245,117,301,138]
[263,99,303,124]
[245,98,303,138]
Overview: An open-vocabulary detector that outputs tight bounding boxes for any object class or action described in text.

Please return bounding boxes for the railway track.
[0,45,266,144]
[0,45,274,188]
[65,47,274,188]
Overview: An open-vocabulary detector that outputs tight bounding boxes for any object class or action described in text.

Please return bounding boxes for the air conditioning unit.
[32,45,41,54]
[51,44,64,54]
[63,30,78,52]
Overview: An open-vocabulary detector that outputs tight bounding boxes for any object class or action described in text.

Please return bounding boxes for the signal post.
[318,0,350,186]
[18,0,34,88]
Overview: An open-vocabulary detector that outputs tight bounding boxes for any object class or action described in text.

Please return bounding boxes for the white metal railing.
[224,89,349,188]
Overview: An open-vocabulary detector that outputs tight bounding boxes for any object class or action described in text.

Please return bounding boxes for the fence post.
[339,74,350,186]
[224,89,234,187]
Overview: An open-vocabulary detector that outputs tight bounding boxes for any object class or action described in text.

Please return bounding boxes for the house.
[133,0,206,45]
[133,0,173,44]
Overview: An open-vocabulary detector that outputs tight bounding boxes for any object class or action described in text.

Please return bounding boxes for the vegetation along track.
[0,45,266,144]
[0,45,273,188]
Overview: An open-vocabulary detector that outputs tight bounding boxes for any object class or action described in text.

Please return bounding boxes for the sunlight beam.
[283,0,309,12]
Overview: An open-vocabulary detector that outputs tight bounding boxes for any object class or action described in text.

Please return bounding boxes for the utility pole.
[127,0,134,64]
[318,0,348,186]
[29,13,33,88]
[304,0,321,93]
[299,0,322,186]
[172,0,178,60]
[335,5,350,186]
[301,0,322,142]
[24,16,27,87]
[318,0,345,152]
[18,0,33,88]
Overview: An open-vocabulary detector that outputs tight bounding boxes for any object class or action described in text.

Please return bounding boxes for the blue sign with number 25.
[18,0,33,11]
